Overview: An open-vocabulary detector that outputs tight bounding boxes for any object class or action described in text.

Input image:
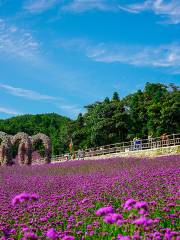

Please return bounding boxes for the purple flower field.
[0,156,180,239]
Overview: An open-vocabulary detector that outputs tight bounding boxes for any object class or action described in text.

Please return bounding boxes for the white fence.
[34,133,180,164]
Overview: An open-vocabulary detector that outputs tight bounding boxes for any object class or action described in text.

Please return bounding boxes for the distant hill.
[0,113,72,155]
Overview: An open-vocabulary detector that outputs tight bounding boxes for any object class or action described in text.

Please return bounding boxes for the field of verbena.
[0,156,179,239]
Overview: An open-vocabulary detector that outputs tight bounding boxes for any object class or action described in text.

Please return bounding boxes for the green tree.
[112,92,120,101]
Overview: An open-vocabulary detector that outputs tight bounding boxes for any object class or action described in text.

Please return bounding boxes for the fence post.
[173,134,175,146]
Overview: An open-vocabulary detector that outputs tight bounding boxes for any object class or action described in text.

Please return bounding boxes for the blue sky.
[0,0,180,119]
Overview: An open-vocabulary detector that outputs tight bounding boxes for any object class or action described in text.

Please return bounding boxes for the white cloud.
[59,37,90,51]
[0,83,82,117]
[0,83,56,101]
[24,0,59,13]
[0,18,39,61]
[119,0,180,24]
[117,5,140,14]
[87,43,180,70]
[59,38,180,73]
[62,0,116,13]
[22,0,180,25]
[61,0,180,25]
[0,107,21,115]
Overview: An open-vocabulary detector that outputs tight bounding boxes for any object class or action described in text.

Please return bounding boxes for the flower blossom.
[12,193,39,206]
[62,236,75,240]
[46,228,58,240]
[133,216,153,226]
[103,213,123,224]
[22,232,38,240]
[123,198,136,210]
[117,234,131,240]
[134,201,148,211]
[81,198,88,204]
[96,206,114,216]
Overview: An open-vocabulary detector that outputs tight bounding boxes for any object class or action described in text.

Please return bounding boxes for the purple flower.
[46,228,58,240]
[149,201,157,206]
[133,216,147,225]
[133,216,153,227]
[0,155,179,239]
[169,214,177,218]
[116,219,123,226]
[12,193,39,206]
[117,234,131,240]
[146,218,153,226]
[133,231,140,239]
[23,232,38,240]
[123,198,136,210]
[86,224,92,230]
[134,201,148,211]
[152,232,162,239]
[103,215,116,224]
[153,217,161,223]
[76,221,83,227]
[89,231,94,236]
[62,236,75,240]
[40,217,48,222]
[168,203,175,207]
[165,232,171,240]
[22,227,29,232]
[81,198,88,204]
[103,213,123,224]
[30,193,39,201]
[96,206,114,216]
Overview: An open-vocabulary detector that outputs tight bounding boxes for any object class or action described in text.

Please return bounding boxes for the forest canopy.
[0,82,179,155]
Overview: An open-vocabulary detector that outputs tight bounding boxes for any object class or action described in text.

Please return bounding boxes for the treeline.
[70,82,180,149]
[0,82,179,155]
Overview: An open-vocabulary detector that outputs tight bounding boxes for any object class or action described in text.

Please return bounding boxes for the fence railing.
[35,133,180,164]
